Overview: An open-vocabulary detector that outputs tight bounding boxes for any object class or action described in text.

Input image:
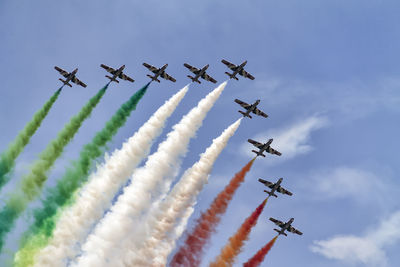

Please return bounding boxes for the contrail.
[243,236,278,267]
[210,198,268,267]
[170,157,256,267]
[14,84,149,267]
[129,119,242,266]
[33,85,190,267]
[0,88,62,190]
[0,85,107,252]
[75,82,227,267]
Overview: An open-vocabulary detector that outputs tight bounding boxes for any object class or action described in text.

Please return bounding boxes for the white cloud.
[311,211,400,267]
[241,115,328,163]
[309,167,385,201]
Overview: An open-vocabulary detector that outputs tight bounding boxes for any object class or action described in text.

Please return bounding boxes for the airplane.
[234,99,268,119]
[221,59,255,80]
[269,217,303,236]
[143,63,176,83]
[183,63,217,84]
[259,178,292,198]
[100,64,135,83]
[54,66,87,88]
[248,138,282,157]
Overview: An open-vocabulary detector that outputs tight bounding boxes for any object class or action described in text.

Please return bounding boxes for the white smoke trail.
[129,119,241,266]
[74,82,227,267]
[33,85,189,267]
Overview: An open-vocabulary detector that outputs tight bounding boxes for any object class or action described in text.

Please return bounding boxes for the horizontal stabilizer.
[59,79,72,87]
[239,110,252,118]
[106,75,119,83]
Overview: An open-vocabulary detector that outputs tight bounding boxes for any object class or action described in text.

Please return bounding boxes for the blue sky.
[1,1,400,266]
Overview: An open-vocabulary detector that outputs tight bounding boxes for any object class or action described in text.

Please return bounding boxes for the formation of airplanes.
[54,59,255,88]
[54,59,303,239]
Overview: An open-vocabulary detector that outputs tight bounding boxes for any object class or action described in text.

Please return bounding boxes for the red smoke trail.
[170,158,256,267]
[209,198,268,267]
[243,236,278,267]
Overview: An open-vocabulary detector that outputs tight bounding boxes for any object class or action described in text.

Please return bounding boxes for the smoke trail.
[33,85,189,267]
[75,82,227,267]
[210,198,268,267]
[14,84,149,267]
[0,85,107,252]
[129,119,242,266]
[0,88,62,190]
[170,158,256,267]
[243,236,278,267]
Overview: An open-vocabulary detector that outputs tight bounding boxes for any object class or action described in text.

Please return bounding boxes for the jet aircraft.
[100,64,135,83]
[234,99,268,118]
[248,138,282,157]
[54,66,87,88]
[221,59,255,80]
[183,63,217,84]
[269,217,303,236]
[143,63,176,83]
[259,178,292,198]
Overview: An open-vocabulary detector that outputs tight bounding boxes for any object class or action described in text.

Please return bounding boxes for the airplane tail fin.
[239,110,252,118]
[187,75,201,84]
[274,229,286,236]
[105,75,119,83]
[147,74,160,83]
[252,150,265,157]
[59,79,72,87]
[225,72,239,80]
[264,190,278,198]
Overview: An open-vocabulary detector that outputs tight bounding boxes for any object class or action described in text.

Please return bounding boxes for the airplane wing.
[100,64,116,74]
[252,108,268,118]
[239,69,255,80]
[184,63,200,74]
[258,179,274,188]
[267,146,282,156]
[54,66,70,78]
[277,186,293,196]
[288,226,303,235]
[201,73,217,83]
[143,63,159,73]
[248,139,263,148]
[234,99,251,109]
[71,77,87,88]
[118,73,134,82]
[221,59,238,71]
[269,217,285,227]
[161,71,176,82]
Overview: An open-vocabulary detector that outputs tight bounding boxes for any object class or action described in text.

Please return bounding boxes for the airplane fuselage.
[276,218,294,236]
[253,138,273,157]
[241,100,260,118]
[112,65,125,82]
[192,64,209,83]
[265,178,283,197]
[229,61,247,79]
[152,64,168,81]
[60,68,78,87]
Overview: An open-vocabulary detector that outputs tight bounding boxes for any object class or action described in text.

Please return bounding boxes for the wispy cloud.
[311,211,400,267]
[241,115,328,163]
[307,167,385,201]
[241,77,400,122]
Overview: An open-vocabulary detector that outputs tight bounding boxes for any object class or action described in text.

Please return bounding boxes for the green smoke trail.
[0,88,62,190]
[0,85,108,252]
[14,83,149,267]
